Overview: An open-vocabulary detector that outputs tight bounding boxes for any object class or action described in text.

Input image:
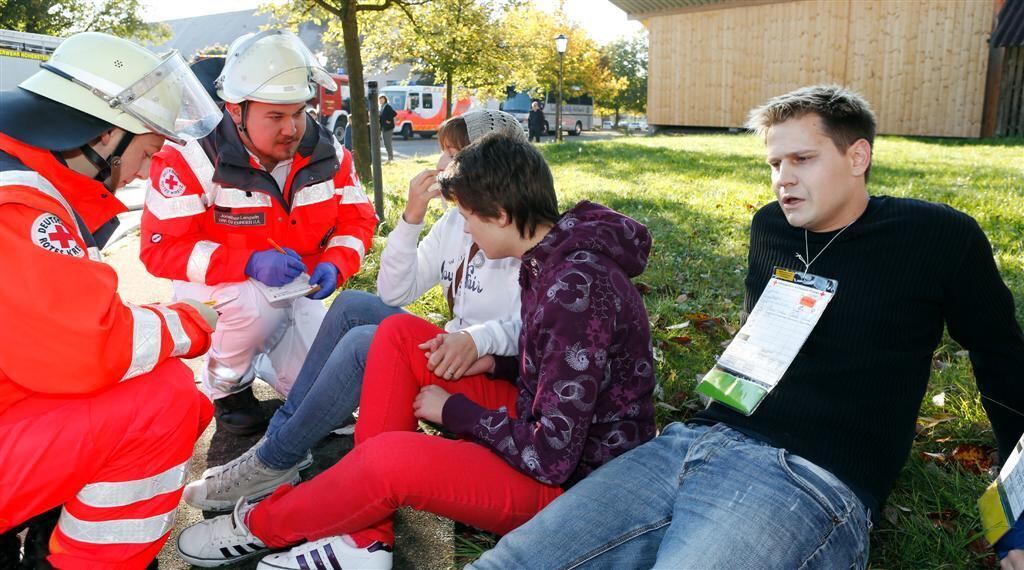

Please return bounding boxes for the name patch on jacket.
[214,210,266,227]
[31,213,84,257]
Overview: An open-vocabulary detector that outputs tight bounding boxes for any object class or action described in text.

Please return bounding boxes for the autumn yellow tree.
[264,0,427,184]
[501,4,617,106]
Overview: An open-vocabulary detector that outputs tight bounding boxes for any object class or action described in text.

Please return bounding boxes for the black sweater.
[696,196,1024,516]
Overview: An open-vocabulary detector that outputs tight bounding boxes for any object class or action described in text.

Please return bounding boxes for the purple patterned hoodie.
[442,201,656,486]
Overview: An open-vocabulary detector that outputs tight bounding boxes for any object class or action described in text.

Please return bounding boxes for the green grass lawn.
[346,133,1024,568]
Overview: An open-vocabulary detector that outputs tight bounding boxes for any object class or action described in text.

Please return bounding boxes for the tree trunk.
[341,0,371,183]
[614,108,620,127]
[445,71,453,120]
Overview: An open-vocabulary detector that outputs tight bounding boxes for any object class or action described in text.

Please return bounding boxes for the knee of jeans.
[328,290,385,324]
[340,324,378,362]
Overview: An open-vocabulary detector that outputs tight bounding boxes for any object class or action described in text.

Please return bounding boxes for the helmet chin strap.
[79,131,136,188]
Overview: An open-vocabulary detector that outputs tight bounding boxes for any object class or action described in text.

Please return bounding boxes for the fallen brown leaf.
[684,313,727,335]
[967,535,997,567]
[926,509,958,533]
[668,336,692,346]
[635,282,653,295]
[951,444,994,474]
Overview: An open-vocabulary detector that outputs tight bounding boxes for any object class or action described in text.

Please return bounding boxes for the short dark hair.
[747,85,876,182]
[379,95,388,102]
[437,116,470,150]
[438,133,560,239]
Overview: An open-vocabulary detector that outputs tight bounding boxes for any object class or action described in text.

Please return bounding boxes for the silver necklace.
[795,222,853,272]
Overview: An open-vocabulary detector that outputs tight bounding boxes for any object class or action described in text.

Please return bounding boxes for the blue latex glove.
[245,248,305,287]
[307,262,339,300]
[997,514,1024,559]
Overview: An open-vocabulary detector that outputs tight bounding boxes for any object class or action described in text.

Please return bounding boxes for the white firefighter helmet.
[18,32,221,145]
[215,29,335,105]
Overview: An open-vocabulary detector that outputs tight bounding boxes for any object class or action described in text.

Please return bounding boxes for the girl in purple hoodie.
[176,133,656,570]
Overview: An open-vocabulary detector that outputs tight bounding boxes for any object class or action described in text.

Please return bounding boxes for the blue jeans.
[470,422,871,569]
[257,290,405,470]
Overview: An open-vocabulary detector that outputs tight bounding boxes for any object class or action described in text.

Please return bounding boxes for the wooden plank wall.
[647,0,995,137]
[997,47,1024,136]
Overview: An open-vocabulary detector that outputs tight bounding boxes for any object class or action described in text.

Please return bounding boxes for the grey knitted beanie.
[462,109,527,143]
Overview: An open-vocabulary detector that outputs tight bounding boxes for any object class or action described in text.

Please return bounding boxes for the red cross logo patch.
[159,167,185,197]
[31,214,84,257]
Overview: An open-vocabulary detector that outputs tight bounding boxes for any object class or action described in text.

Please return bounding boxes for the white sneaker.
[257,535,392,570]
[184,444,304,511]
[202,439,313,479]
[177,498,268,567]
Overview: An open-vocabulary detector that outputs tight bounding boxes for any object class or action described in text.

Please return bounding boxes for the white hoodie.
[377,208,522,357]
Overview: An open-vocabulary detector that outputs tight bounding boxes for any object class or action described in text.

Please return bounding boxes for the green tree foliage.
[500,3,616,105]
[194,43,228,58]
[0,0,169,42]
[264,0,426,188]
[360,0,519,117]
[601,32,648,125]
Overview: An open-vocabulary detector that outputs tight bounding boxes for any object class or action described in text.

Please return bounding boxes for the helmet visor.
[114,52,222,143]
[217,29,336,103]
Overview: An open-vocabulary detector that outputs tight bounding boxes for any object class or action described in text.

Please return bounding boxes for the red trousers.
[249,314,563,547]
[0,360,212,569]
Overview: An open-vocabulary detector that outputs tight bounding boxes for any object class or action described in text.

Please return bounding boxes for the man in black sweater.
[469,85,1024,569]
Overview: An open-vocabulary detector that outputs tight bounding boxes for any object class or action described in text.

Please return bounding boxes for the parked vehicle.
[0,29,60,91]
[500,90,594,136]
[317,73,351,141]
[381,85,473,140]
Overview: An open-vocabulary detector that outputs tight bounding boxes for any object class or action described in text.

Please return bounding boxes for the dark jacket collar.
[199,109,340,211]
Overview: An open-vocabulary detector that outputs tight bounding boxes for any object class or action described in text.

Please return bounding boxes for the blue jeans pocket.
[778,450,870,568]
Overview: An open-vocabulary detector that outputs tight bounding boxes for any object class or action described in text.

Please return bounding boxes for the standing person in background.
[0,31,221,568]
[139,30,377,437]
[379,95,396,163]
[528,100,546,143]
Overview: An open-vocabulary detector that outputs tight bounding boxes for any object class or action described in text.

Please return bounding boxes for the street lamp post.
[555,34,568,143]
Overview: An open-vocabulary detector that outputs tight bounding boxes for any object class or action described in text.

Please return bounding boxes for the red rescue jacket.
[0,133,213,416]
[139,111,377,286]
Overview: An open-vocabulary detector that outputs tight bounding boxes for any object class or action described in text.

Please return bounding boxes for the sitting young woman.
[176,134,659,569]
[181,110,529,512]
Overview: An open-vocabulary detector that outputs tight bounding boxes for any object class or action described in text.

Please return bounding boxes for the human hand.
[1002,551,1024,569]
[177,298,219,330]
[245,248,305,287]
[307,262,339,299]
[418,332,479,380]
[997,514,1024,566]
[402,169,441,225]
[463,355,496,377]
[412,385,451,424]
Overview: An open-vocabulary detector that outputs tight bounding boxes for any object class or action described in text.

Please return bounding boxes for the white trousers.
[172,280,327,400]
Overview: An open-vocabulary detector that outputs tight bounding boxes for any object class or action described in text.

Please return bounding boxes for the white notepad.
[250,274,318,306]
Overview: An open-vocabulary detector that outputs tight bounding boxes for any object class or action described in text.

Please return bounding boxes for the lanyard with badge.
[697,223,850,415]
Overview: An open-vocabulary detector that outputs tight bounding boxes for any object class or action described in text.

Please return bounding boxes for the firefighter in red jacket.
[139,30,378,435]
[0,32,223,568]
